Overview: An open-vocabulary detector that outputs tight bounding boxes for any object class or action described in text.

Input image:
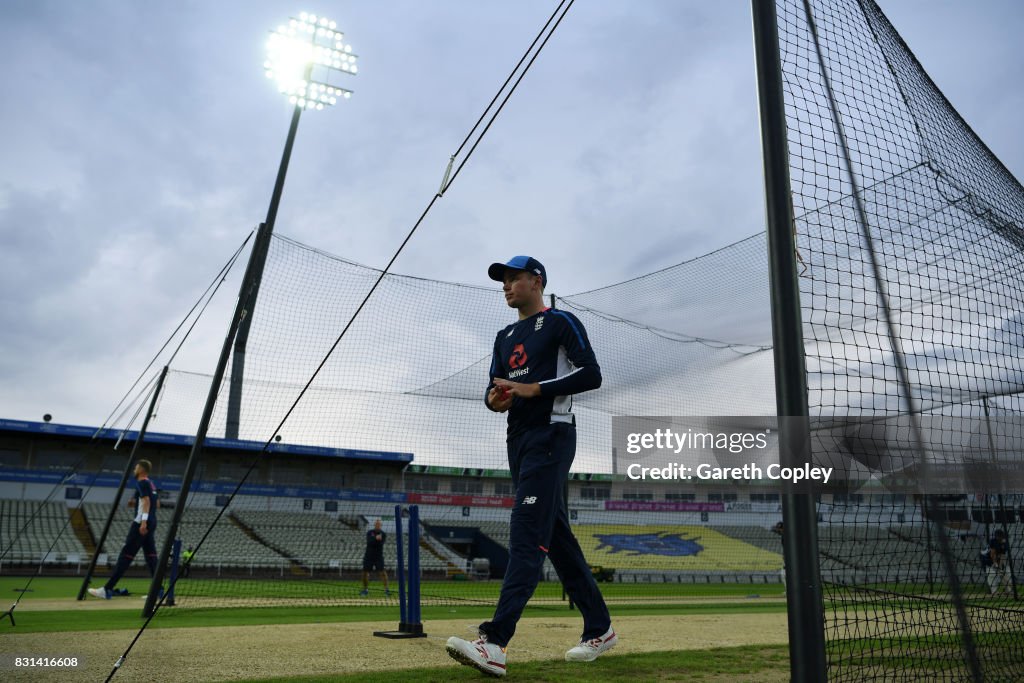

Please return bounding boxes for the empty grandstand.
[0,500,87,565]
[1,418,1019,603]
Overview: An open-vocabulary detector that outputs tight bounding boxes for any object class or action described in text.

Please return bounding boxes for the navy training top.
[365,529,386,556]
[485,307,601,437]
[134,477,158,526]
[982,535,1009,567]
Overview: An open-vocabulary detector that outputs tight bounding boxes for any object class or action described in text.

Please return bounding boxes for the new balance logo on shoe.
[565,626,618,662]
[522,496,537,505]
[446,634,507,677]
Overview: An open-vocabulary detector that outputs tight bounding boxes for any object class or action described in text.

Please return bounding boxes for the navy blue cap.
[488,256,546,287]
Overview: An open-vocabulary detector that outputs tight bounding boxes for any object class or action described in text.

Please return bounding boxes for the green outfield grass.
[2,576,1003,612]
[226,645,792,683]
[7,575,1000,610]
[2,576,160,600]
[0,576,787,635]
[219,636,1024,683]
[1,575,785,602]
[7,575,1009,638]
[169,577,786,602]
[4,577,1016,681]
[3,601,790,634]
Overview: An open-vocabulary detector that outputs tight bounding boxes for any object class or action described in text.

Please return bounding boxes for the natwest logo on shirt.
[509,343,527,369]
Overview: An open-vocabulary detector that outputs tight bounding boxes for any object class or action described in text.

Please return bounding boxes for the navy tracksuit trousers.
[479,422,611,647]
[105,522,159,591]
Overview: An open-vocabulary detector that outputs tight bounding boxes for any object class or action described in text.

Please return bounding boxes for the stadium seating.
[232,509,381,570]
[82,502,285,570]
[4,498,1012,591]
[716,525,785,553]
[0,500,87,563]
[816,525,985,585]
[231,509,449,572]
[75,504,456,573]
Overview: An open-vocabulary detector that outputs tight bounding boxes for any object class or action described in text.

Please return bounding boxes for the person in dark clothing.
[772,520,786,595]
[360,519,389,596]
[181,545,195,578]
[88,460,159,599]
[446,256,615,678]
[983,528,1013,596]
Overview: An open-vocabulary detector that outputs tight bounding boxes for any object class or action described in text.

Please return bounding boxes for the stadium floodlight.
[149,10,360,617]
[224,12,357,441]
[264,13,357,110]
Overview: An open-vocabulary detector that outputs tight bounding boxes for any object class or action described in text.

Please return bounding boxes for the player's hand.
[494,378,540,400]
[487,386,513,412]
[140,521,148,536]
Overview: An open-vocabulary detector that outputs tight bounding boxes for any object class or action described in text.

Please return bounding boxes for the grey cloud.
[0,0,1021,429]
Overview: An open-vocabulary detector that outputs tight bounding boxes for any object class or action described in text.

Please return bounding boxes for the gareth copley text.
[626,462,834,484]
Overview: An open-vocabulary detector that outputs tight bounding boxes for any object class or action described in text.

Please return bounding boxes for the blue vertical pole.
[393,505,407,626]
[408,505,421,626]
[372,504,424,638]
[167,539,181,607]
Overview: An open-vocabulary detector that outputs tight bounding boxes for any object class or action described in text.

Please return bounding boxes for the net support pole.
[166,539,181,607]
[78,365,169,601]
[375,505,425,638]
[997,493,1018,599]
[396,506,408,625]
[924,509,935,593]
[225,95,305,440]
[552,291,574,609]
[750,1,827,681]
[563,479,575,610]
[984,398,1018,599]
[408,505,422,629]
[142,217,277,618]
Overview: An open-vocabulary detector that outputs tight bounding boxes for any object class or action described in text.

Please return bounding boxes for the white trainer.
[446,633,507,677]
[565,626,618,662]
[87,587,110,600]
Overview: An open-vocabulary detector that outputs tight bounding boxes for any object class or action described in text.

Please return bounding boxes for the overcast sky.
[0,0,1021,429]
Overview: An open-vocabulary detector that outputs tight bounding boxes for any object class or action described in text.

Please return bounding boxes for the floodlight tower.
[145,13,358,619]
[225,13,358,440]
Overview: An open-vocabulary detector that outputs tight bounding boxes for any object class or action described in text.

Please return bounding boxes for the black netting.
[141,231,782,609]
[778,0,1024,679]
[27,3,1018,674]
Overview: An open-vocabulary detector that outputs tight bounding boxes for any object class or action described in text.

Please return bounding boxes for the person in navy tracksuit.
[446,256,616,677]
[88,459,160,599]
[360,519,390,596]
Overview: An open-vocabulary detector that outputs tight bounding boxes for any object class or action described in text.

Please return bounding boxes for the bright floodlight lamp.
[152,12,361,618]
[223,12,358,444]
[264,12,357,110]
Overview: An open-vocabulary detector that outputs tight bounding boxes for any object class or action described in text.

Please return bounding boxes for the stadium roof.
[0,418,413,464]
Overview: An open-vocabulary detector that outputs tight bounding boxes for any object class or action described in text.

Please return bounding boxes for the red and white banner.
[604,500,725,512]
[407,492,514,508]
